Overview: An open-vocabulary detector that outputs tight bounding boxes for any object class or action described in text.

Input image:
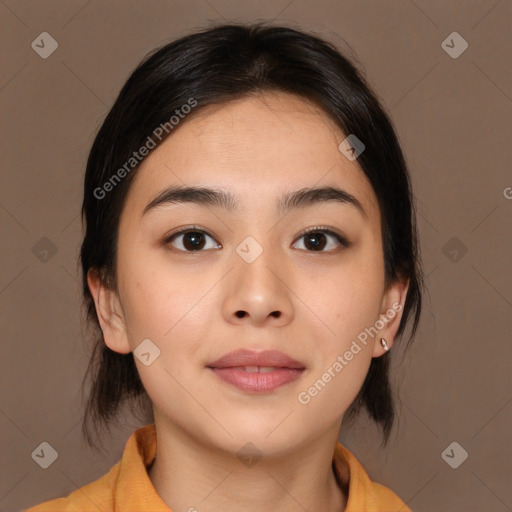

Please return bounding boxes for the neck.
[147,420,348,512]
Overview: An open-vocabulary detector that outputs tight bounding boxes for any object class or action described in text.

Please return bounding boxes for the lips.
[206,349,306,393]
[206,348,306,370]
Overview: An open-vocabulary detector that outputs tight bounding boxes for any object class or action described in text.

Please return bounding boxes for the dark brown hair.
[79,22,424,451]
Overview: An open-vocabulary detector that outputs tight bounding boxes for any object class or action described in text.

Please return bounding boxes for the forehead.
[122,91,380,223]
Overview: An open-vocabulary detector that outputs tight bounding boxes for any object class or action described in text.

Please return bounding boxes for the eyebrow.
[142,184,368,219]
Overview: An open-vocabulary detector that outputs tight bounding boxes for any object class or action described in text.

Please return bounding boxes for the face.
[89,91,408,457]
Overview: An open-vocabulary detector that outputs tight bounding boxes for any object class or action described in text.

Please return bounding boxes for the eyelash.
[163,225,351,253]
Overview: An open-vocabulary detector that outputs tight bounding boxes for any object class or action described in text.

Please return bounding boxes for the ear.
[87,268,132,354]
[371,275,410,357]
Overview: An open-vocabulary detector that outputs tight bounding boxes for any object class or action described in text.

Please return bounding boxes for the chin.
[218,422,303,456]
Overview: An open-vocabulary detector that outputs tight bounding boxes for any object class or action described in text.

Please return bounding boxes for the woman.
[26,22,423,512]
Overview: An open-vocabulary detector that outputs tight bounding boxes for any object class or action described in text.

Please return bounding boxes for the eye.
[292,227,350,252]
[163,225,350,253]
[164,226,220,252]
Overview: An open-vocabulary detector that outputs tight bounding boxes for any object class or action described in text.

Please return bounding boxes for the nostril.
[235,311,246,318]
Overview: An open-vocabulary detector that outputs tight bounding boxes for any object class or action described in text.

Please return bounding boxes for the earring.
[380,338,389,352]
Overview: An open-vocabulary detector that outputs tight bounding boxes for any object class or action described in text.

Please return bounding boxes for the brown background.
[1,1,511,511]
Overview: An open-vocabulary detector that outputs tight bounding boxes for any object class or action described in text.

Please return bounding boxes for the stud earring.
[380,338,389,352]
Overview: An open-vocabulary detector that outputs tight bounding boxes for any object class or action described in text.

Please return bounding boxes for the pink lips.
[206,349,306,393]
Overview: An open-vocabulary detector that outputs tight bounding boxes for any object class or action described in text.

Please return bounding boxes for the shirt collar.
[114,423,170,511]
[114,423,390,511]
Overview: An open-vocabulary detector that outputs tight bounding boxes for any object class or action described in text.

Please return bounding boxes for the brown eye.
[165,229,220,252]
[293,228,350,252]
[163,226,350,253]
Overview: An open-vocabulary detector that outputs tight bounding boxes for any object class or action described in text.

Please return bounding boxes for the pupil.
[306,232,326,251]
[185,232,204,250]
[181,232,328,251]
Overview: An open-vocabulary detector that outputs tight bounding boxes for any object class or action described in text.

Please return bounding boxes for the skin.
[88,91,409,512]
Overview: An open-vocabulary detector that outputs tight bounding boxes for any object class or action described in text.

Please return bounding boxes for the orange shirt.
[25,423,411,511]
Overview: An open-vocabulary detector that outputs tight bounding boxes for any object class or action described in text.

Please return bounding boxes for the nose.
[222,243,294,327]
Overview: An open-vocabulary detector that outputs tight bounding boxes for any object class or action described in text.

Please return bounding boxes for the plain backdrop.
[1,1,511,511]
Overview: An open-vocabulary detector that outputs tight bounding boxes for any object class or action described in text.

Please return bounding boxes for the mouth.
[206,349,306,393]
[216,366,294,372]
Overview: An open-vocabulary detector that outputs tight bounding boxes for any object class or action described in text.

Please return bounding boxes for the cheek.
[292,251,383,419]
[306,253,384,351]
[294,351,372,438]
[117,252,207,354]
[118,266,211,420]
